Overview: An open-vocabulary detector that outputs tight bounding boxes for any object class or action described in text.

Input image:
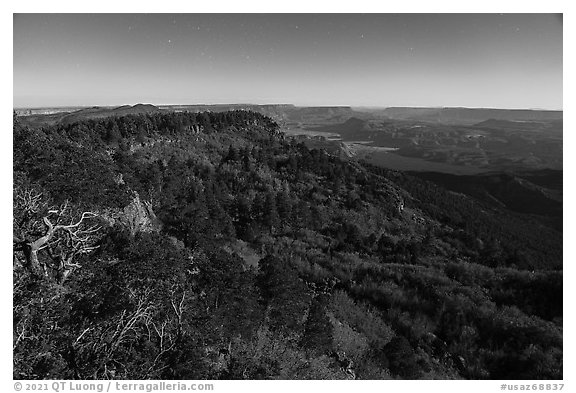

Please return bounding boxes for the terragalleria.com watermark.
[13,381,215,392]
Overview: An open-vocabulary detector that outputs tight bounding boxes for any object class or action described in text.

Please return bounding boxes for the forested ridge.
[13,110,562,380]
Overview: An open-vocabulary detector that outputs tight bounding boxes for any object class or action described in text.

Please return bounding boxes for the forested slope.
[13,111,562,380]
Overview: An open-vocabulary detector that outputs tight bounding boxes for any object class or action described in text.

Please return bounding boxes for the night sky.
[13,14,563,109]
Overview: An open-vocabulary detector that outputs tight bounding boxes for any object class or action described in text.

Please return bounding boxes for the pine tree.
[301,299,334,354]
[263,191,280,233]
[257,255,311,334]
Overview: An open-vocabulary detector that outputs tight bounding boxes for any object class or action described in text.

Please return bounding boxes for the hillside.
[13,110,562,380]
[410,171,562,231]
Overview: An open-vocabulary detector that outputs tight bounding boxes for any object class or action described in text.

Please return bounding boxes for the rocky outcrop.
[121,193,162,236]
[102,192,162,236]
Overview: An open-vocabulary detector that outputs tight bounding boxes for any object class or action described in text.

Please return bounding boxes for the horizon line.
[13,103,564,112]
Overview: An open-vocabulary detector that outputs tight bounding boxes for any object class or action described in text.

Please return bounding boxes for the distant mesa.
[110,103,161,115]
[377,107,563,125]
[126,103,160,111]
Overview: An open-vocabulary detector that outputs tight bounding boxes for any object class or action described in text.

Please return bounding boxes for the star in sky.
[13,13,562,109]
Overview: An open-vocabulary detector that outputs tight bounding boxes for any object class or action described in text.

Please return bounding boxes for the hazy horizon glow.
[13,14,563,110]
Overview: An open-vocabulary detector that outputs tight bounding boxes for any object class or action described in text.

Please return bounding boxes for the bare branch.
[55,211,99,231]
[13,190,102,282]
[14,188,43,213]
[74,328,91,345]
[13,318,34,350]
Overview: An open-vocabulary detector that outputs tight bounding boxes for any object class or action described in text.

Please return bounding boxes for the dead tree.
[13,188,101,283]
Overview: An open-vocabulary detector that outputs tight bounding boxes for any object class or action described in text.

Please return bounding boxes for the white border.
[4,2,572,391]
